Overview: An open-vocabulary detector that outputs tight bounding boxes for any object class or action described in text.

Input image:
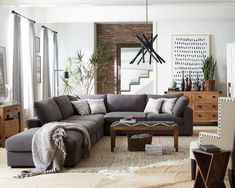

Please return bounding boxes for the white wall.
[156,20,235,95]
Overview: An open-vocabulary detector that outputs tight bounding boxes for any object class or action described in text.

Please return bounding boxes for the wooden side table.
[193,149,230,188]
[0,103,21,147]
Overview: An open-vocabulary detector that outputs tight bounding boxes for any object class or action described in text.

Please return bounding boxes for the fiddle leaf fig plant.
[202,56,217,80]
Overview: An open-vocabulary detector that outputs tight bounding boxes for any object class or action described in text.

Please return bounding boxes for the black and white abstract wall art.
[172,35,210,87]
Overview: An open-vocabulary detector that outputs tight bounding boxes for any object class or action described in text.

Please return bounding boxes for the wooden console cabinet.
[167,91,221,124]
[0,103,21,147]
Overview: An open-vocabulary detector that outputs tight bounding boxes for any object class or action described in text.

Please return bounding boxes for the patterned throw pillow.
[88,99,107,114]
[161,98,177,114]
[71,100,90,115]
[144,98,164,114]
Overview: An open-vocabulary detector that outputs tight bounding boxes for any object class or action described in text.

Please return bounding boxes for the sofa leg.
[191,159,196,180]
[229,169,235,188]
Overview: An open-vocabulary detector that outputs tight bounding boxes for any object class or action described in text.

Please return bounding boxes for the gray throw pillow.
[88,99,107,114]
[71,100,90,115]
[161,98,177,114]
[173,96,189,117]
[53,95,74,119]
[144,98,164,114]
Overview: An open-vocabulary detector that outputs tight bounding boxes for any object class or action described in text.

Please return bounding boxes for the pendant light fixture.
[130,0,165,65]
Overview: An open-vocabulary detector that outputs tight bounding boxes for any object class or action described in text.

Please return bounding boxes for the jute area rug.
[68,135,197,173]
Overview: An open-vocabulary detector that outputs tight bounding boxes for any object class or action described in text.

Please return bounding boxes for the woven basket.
[127,134,152,151]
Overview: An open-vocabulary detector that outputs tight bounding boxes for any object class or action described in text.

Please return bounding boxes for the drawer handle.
[198,96,202,98]
[212,96,216,98]
[198,114,202,117]
[198,105,202,108]
[212,115,216,117]
[212,105,216,108]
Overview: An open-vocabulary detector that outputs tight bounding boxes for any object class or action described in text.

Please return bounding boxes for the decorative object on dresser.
[0,103,21,147]
[166,91,221,124]
[202,56,217,91]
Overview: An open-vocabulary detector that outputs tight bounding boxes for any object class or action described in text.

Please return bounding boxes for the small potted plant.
[202,56,217,91]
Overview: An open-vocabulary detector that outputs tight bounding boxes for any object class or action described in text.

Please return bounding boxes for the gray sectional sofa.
[5,94,193,167]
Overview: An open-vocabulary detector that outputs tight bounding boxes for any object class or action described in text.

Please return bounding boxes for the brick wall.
[96,23,152,94]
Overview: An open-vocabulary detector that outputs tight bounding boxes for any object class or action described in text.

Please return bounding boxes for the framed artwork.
[172,35,210,87]
[36,37,40,53]
[36,55,41,83]
[0,46,6,97]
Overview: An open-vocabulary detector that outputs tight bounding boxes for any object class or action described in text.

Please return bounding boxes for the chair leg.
[229,169,235,188]
[191,159,196,180]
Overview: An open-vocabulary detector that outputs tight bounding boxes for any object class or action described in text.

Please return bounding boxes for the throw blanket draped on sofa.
[15,122,91,178]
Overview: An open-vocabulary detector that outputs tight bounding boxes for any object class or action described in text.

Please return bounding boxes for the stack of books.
[145,144,163,155]
[199,144,220,153]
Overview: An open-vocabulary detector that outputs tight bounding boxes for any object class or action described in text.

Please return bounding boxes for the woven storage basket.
[127,134,152,151]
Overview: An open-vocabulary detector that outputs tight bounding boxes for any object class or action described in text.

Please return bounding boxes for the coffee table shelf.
[110,121,178,152]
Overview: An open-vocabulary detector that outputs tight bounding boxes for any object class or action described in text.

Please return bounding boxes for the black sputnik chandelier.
[130,0,165,65]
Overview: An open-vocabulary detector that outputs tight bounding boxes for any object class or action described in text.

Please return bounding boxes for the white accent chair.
[190,97,235,188]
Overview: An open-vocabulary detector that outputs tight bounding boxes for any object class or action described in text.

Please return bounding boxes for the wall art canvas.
[172,35,210,87]
[0,46,6,97]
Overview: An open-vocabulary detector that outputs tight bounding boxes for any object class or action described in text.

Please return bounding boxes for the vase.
[202,80,215,91]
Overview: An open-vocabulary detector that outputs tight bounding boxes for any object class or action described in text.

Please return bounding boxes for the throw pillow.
[173,96,189,117]
[144,98,164,114]
[71,100,90,115]
[88,99,107,114]
[161,98,177,114]
[53,95,74,119]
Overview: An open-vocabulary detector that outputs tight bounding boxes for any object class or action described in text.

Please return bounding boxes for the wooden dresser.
[0,103,21,147]
[167,91,221,124]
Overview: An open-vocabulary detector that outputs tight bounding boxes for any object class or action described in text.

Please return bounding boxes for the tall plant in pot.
[202,56,217,91]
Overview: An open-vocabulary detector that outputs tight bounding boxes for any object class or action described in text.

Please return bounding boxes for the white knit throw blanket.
[15,122,91,178]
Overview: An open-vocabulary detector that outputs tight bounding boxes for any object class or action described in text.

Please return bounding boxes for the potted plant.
[202,56,217,91]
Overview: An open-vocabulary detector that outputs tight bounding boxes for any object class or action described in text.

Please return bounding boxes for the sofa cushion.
[5,128,83,152]
[144,98,164,114]
[107,94,146,112]
[67,95,78,101]
[61,119,98,136]
[66,114,104,129]
[88,99,107,114]
[71,100,90,115]
[104,112,146,124]
[146,113,184,125]
[53,95,74,119]
[173,96,189,117]
[146,94,183,103]
[34,98,62,125]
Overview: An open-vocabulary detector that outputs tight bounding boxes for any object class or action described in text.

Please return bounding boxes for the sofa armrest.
[182,107,193,135]
[27,119,42,129]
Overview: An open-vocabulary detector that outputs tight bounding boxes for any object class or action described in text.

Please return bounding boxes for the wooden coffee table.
[110,121,178,152]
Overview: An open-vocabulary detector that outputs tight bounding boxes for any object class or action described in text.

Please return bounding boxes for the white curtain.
[53,32,59,96]
[12,14,22,103]
[42,28,51,99]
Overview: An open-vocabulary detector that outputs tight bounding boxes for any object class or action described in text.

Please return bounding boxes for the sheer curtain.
[12,14,37,128]
[41,27,58,98]
[42,28,51,98]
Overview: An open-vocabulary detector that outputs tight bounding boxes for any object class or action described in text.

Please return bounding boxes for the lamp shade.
[64,71,69,79]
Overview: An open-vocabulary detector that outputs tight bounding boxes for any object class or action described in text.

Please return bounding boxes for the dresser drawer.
[193,93,219,102]
[194,112,218,122]
[194,103,218,111]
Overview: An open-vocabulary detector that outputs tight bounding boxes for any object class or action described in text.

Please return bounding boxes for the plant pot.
[202,80,215,91]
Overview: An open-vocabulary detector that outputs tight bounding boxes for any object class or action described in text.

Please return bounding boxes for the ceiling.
[1,0,235,6]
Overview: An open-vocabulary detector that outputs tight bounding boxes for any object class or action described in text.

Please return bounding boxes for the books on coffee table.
[120,118,136,123]
[199,144,220,153]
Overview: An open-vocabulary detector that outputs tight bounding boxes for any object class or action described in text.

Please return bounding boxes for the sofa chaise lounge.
[5,94,193,167]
